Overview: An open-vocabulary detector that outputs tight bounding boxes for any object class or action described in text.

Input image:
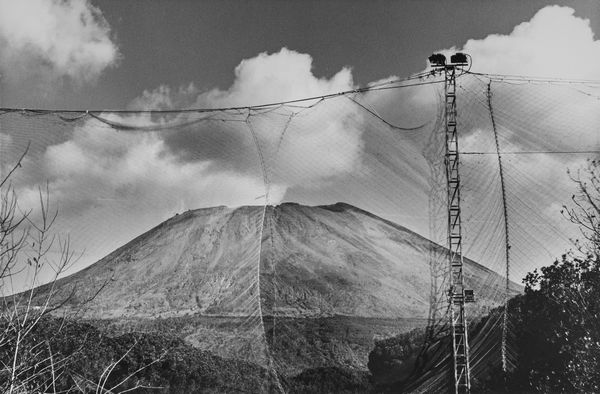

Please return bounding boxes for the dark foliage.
[475,254,600,393]
[367,326,456,393]
[285,366,374,393]
[0,316,275,393]
[1,315,385,393]
[367,328,424,385]
[516,254,599,392]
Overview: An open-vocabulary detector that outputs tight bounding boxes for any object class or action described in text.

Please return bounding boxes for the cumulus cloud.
[118,48,363,191]
[33,116,285,216]
[129,84,200,111]
[463,6,600,79]
[202,48,362,185]
[197,48,354,107]
[0,0,119,84]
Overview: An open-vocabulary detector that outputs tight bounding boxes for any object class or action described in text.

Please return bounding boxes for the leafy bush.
[286,366,373,393]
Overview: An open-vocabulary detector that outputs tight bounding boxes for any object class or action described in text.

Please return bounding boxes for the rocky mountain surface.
[37,202,520,375]
[49,202,517,318]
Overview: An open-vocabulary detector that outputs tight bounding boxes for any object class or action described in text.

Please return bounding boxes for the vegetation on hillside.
[1,316,279,393]
[488,254,600,392]
[499,160,600,392]
[486,159,600,392]
[2,314,380,393]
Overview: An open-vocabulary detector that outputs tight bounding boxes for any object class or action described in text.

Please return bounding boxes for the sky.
[0,0,599,288]
[1,0,598,109]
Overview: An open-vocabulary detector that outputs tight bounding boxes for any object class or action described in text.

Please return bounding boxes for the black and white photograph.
[0,0,599,392]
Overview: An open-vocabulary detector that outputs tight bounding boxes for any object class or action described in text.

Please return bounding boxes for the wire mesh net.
[1,72,599,392]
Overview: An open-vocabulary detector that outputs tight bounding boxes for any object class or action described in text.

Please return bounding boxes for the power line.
[1,70,598,115]
[462,150,600,155]
[0,74,446,115]
[466,71,600,85]
[346,96,431,131]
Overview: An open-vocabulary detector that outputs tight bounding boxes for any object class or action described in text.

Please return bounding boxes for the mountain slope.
[47,202,518,319]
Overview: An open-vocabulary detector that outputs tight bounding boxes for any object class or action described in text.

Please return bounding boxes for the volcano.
[39,202,519,376]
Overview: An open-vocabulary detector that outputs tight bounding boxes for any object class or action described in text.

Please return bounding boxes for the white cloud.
[266,102,364,186]
[39,119,283,215]
[463,6,600,79]
[198,47,354,107]
[195,48,363,187]
[0,0,119,83]
[120,48,363,192]
[129,84,199,111]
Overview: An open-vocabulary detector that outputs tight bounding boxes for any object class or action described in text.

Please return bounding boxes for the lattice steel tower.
[429,53,472,394]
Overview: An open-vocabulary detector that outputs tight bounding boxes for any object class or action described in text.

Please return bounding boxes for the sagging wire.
[486,81,511,373]
[345,95,431,131]
[57,113,89,122]
[3,79,447,135]
[568,86,600,100]
[466,71,600,86]
[2,70,597,117]
[462,150,600,155]
[87,112,225,131]
[0,73,446,116]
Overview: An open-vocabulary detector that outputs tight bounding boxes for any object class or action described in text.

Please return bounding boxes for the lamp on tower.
[428,52,469,68]
[450,52,468,65]
[428,53,446,67]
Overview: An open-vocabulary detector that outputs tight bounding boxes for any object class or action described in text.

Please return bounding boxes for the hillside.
[33,202,520,377]
[47,202,518,318]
